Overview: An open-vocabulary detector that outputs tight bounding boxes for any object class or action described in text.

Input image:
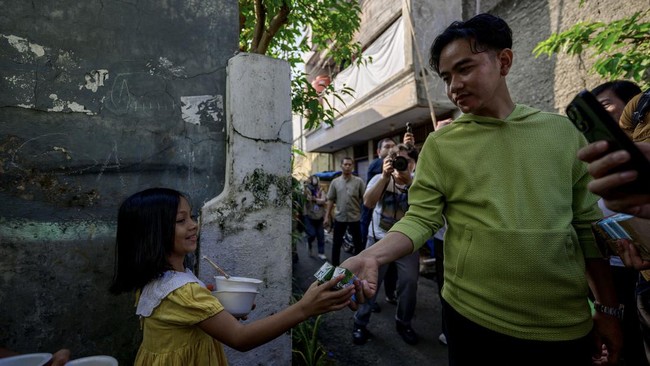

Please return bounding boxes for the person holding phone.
[578,93,650,364]
[579,140,650,365]
[585,80,648,366]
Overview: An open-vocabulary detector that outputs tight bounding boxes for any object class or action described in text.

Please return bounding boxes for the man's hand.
[591,313,622,365]
[339,253,379,310]
[382,156,395,178]
[616,239,650,271]
[403,132,415,146]
[577,141,650,218]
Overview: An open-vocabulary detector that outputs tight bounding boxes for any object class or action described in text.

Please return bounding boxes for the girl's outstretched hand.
[298,275,355,318]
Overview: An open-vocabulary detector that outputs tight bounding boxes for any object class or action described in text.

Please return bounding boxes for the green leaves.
[240,0,363,131]
[534,11,650,89]
[291,312,327,366]
[291,73,355,130]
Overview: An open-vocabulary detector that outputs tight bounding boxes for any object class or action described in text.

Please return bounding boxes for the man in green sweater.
[341,13,622,365]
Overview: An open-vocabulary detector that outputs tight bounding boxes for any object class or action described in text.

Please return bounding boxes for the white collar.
[136,269,207,317]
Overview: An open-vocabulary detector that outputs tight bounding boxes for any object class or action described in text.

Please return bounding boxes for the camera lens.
[391,156,409,171]
[567,105,590,132]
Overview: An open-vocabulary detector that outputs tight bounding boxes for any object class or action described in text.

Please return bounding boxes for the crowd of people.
[6,11,649,366]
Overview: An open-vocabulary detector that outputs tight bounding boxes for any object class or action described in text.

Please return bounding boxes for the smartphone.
[566,89,650,193]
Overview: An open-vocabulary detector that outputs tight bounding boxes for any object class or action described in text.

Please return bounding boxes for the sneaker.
[317,253,327,260]
[396,322,419,345]
[370,302,381,313]
[438,333,447,346]
[352,324,370,345]
[385,296,397,305]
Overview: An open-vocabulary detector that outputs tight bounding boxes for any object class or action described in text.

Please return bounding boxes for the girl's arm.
[198,275,354,352]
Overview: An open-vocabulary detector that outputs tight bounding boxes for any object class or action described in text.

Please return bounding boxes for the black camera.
[390,154,409,171]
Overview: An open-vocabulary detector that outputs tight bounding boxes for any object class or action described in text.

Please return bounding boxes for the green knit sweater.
[390,104,603,341]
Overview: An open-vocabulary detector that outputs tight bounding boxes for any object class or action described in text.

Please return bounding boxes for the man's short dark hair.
[591,80,642,105]
[341,157,353,164]
[377,138,395,150]
[429,13,513,75]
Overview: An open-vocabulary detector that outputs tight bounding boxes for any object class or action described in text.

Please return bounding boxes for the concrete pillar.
[199,53,293,366]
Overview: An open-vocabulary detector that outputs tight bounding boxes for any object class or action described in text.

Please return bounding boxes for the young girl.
[110,187,354,365]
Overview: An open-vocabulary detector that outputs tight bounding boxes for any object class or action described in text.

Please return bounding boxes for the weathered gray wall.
[0,0,238,363]
[479,0,650,112]
[410,0,461,111]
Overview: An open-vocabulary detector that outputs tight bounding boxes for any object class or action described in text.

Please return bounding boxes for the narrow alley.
[292,231,449,365]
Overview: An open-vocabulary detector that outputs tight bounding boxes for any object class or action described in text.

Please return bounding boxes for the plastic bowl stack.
[214,276,262,292]
[213,276,263,317]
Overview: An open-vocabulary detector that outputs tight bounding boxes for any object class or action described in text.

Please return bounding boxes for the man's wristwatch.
[594,301,624,319]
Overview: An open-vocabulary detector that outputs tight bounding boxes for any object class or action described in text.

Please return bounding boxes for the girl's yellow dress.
[134,270,228,366]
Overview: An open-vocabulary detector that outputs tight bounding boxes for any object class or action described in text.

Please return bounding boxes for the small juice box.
[314,262,335,283]
[332,266,356,290]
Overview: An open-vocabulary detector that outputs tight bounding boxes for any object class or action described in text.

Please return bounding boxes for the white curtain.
[330,16,405,110]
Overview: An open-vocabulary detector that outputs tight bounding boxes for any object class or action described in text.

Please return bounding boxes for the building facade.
[294,0,649,182]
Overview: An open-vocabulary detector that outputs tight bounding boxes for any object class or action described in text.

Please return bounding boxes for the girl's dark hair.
[429,13,512,75]
[109,187,184,294]
[591,80,642,105]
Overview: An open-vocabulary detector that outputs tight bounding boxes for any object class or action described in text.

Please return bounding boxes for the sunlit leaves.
[534,10,650,89]
[239,0,362,131]
[291,72,354,130]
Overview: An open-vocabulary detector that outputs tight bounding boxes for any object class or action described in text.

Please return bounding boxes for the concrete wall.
[410,0,461,112]
[409,0,649,116]
[482,0,650,113]
[0,0,238,363]
[357,0,402,48]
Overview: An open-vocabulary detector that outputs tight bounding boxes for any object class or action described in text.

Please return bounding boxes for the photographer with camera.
[361,130,416,311]
[578,86,650,365]
[352,143,421,346]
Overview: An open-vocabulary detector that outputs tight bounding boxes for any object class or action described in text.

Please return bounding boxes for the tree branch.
[251,0,266,53]
[257,1,290,54]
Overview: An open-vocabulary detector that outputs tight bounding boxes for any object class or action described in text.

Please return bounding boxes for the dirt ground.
[292,231,450,366]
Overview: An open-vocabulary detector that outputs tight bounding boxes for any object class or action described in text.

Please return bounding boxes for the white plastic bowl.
[214,275,262,292]
[213,289,258,317]
[64,355,118,366]
[0,353,52,366]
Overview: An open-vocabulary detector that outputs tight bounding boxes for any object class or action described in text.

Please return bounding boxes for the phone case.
[566,90,650,193]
